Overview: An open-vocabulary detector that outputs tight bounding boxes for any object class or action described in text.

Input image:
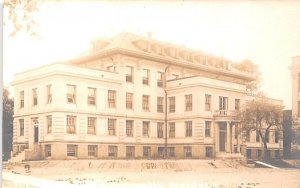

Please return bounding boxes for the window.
[275,131,279,143]
[32,88,37,106]
[168,147,175,157]
[142,69,150,85]
[265,131,270,143]
[142,95,149,111]
[256,131,260,142]
[205,147,213,157]
[157,122,164,138]
[108,146,118,157]
[126,146,135,158]
[88,145,97,157]
[108,90,116,108]
[219,96,228,110]
[67,85,76,104]
[67,116,76,134]
[19,119,24,136]
[169,122,175,138]
[235,99,240,111]
[185,94,192,111]
[143,146,151,158]
[185,121,192,137]
[246,149,251,158]
[88,87,96,105]
[169,96,175,113]
[87,117,96,135]
[45,145,51,157]
[184,146,192,158]
[157,97,164,113]
[158,147,164,158]
[157,72,163,87]
[205,121,211,137]
[126,120,134,137]
[67,145,77,157]
[47,115,52,134]
[246,130,250,142]
[257,149,262,158]
[20,91,24,108]
[143,121,149,137]
[126,93,133,109]
[108,119,116,136]
[126,66,133,83]
[205,94,211,111]
[46,85,52,104]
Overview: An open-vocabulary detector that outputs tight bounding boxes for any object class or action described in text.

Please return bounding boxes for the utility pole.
[164,64,170,159]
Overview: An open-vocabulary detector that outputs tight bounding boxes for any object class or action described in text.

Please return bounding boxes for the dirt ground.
[2,159,300,188]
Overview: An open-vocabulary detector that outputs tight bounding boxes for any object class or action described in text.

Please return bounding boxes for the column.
[226,122,230,153]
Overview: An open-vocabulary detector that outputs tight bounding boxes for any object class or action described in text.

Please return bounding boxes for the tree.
[238,93,284,159]
[4,0,40,37]
[2,87,14,161]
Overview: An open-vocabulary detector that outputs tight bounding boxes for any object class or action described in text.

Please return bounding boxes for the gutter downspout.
[164,64,171,159]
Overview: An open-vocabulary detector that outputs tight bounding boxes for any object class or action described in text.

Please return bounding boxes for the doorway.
[219,122,227,152]
[34,126,39,143]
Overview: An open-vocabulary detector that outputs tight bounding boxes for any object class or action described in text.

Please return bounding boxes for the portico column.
[226,122,230,153]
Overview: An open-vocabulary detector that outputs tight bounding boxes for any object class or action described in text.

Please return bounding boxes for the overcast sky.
[3,1,300,109]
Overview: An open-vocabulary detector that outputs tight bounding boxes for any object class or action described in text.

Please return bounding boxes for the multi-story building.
[11,32,282,160]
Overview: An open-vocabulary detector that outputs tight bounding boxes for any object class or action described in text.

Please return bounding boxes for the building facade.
[11,33,283,160]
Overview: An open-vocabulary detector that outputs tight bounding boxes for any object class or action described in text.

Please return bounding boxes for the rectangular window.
[169,96,175,113]
[19,119,24,136]
[205,147,213,157]
[47,115,52,134]
[185,121,192,137]
[108,90,116,108]
[126,120,134,137]
[108,119,116,136]
[205,94,211,111]
[168,147,175,157]
[126,146,135,158]
[126,93,133,109]
[246,149,251,158]
[32,88,37,106]
[205,121,211,137]
[87,117,96,135]
[257,149,262,158]
[219,96,228,110]
[256,131,260,142]
[275,131,279,143]
[142,69,150,85]
[108,146,118,157]
[66,116,76,134]
[20,91,24,108]
[266,131,270,143]
[158,147,164,158]
[157,72,163,87]
[88,87,96,105]
[67,85,76,104]
[67,144,77,157]
[88,145,97,157]
[45,144,51,157]
[157,97,164,113]
[143,146,151,158]
[235,99,240,111]
[246,130,250,142]
[142,95,149,111]
[157,122,164,138]
[142,121,149,137]
[46,85,52,104]
[184,146,192,158]
[185,94,192,111]
[169,122,175,138]
[126,66,133,83]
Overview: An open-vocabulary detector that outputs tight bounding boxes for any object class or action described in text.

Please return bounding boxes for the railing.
[214,110,238,117]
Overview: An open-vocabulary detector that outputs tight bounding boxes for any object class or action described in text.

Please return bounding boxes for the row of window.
[45,144,214,158]
[19,117,214,138]
[19,86,241,114]
[245,130,280,143]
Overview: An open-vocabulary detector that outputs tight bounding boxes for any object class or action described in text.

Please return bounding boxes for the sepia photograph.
[2,0,300,187]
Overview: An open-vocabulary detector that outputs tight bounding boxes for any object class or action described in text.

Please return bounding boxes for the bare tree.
[238,93,284,159]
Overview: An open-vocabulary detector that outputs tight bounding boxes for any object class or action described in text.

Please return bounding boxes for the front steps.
[9,150,25,163]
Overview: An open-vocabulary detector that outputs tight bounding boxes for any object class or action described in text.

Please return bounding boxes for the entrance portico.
[215,121,236,154]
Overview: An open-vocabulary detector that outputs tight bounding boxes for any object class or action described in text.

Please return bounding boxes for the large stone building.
[11,33,283,161]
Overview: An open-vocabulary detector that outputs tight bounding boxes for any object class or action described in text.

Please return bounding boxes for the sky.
[3,0,300,109]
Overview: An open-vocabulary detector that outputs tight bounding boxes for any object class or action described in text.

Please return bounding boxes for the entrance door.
[219,123,227,152]
[34,126,39,143]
